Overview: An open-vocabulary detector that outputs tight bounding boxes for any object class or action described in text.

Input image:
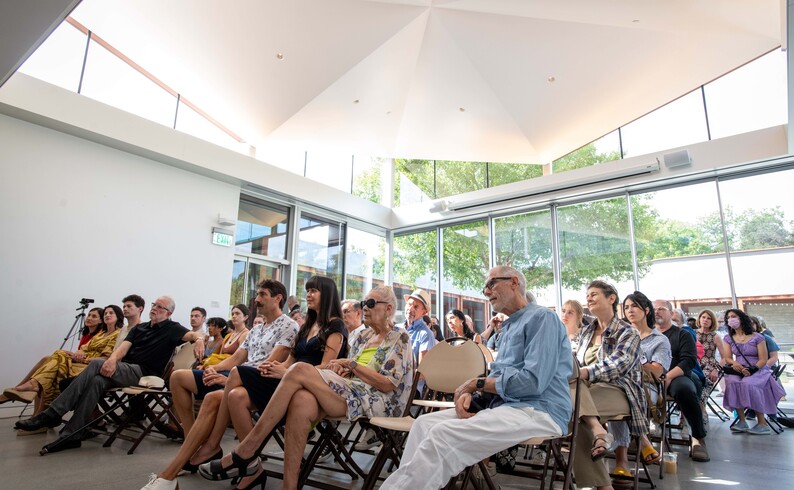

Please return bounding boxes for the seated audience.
[653,299,709,462]
[15,296,204,454]
[78,307,104,348]
[380,266,571,489]
[142,276,345,490]
[3,305,123,417]
[341,299,365,344]
[197,285,413,490]
[115,294,145,350]
[289,307,305,327]
[402,289,437,363]
[560,299,585,350]
[720,308,785,435]
[484,312,508,352]
[189,307,207,335]
[429,315,444,341]
[197,307,248,369]
[446,308,481,343]
[610,292,670,476]
[198,317,229,366]
[170,300,288,437]
[574,281,645,490]
[0,307,102,405]
[696,309,723,384]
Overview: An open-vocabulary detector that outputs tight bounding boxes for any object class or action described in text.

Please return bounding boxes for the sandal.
[198,450,259,481]
[641,444,660,464]
[612,466,633,478]
[591,433,618,461]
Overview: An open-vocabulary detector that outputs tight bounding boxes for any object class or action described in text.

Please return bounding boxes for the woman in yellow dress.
[3,304,123,417]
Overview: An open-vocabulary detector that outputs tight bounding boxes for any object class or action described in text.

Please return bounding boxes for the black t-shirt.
[661,325,698,377]
[294,318,348,365]
[123,319,189,376]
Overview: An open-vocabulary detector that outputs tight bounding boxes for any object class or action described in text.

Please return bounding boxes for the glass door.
[230,255,283,324]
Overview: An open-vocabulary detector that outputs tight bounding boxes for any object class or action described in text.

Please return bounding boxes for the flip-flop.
[641,444,660,464]
[591,432,618,461]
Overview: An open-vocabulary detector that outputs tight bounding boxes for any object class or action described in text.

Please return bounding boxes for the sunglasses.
[360,298,390,309]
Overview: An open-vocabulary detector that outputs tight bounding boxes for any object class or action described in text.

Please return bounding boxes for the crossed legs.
[215,363,347,490]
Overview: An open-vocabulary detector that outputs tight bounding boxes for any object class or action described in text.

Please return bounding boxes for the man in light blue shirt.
[381,266,572,489]
[402,289,437,364]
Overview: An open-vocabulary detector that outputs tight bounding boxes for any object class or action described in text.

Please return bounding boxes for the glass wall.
[392,230,438,324]
[18,21,85,92]
[296,213,346,301]
[236,199,289,260]
[718,170,794,343]
[494,209,556,306]
[557,196,635,308]
[344,227,386,300]
[632,183,732,314]
[441,220,490,333]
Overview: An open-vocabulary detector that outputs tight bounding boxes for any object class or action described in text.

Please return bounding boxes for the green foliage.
[393,230,437,287]
[352,160,383,204]
[442,221,490,291]
[552,144,621,173]
[488,162,544,187]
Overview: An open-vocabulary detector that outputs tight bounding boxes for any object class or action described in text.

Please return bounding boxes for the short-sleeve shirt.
[240,314,298,367]
[123,319,189,376]
[640,328,672,372]
[405,318,437,362]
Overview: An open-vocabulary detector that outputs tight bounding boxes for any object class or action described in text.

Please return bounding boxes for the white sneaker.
[353,429,381,450]
[141,474,177,490]
[316,445,334,463]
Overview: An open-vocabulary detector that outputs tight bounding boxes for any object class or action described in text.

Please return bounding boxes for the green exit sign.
[212,230,233,247]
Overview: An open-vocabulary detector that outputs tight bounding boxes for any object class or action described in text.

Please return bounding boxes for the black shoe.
[155,420,184,440]
[234,467,267,490]
[183,449,223,473]
[39,435,81,455]
[15,412,62,431]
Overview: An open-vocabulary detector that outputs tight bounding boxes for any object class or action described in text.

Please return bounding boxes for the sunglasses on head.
[360,298,390,309]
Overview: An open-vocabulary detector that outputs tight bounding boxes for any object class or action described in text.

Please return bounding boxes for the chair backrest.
[419,339,487,394]
[172,342,198,370]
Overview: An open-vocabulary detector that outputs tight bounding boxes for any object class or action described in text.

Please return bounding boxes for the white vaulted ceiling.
[64,0,781,163]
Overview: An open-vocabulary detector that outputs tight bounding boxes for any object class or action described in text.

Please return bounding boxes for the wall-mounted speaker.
[663,149,692,168]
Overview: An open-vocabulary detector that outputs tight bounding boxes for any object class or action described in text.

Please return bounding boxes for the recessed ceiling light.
[547,76,556,83]
[632,19,640,23]
[353,99,360,104]
[459,107,465,112]
[276,53,284,60]
[386,111,391,115]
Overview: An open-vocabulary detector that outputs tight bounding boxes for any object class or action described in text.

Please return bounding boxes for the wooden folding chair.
[509,352,581,490]
[66,342,195,454]
[362,339,488,489]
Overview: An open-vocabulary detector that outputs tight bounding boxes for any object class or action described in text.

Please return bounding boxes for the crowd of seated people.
[6,269,789,490]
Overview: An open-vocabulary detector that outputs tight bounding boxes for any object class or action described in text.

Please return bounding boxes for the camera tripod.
[60,299,93,350]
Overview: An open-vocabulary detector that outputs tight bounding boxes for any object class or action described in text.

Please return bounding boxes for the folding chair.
[362,339,488,490]
[509,352,581,490]
[702,369,731,422]
[65,342,195,454]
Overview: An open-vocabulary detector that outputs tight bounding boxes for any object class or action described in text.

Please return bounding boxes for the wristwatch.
[475,377,486,390]
[348,360,359,371]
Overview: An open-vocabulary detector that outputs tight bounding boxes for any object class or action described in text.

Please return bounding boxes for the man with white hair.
[17,296,204,454]
[381,266,572,489]
[341,299,365,344]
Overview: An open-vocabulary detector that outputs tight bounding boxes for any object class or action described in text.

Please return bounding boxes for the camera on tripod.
[79,298,94,307]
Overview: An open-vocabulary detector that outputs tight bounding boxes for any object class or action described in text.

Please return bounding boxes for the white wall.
[0,114,239,388]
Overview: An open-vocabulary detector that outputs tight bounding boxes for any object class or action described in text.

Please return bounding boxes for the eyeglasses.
[482,276,513,295]
[361,298,390,309]
[151,303,171,312]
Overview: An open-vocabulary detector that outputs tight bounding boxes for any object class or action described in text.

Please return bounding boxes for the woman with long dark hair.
[610,292,670,475]
[197,285,412,490]
[720,308,785,435]
[446,309,481,343]
[142,276,348,490]
[2,305,122,416]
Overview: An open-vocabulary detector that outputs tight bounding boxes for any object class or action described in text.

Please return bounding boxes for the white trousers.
[380,405,561,489]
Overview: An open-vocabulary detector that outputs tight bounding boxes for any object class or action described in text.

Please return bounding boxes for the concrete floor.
[1,393,793,489]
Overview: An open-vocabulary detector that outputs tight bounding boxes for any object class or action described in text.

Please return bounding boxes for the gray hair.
[672,308,686,325]
[490,265,526,296]
[341,299,361,311]
[160,295,176,313]
[369,285,397,323]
